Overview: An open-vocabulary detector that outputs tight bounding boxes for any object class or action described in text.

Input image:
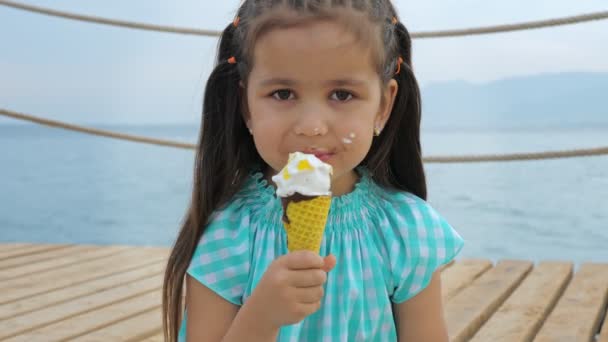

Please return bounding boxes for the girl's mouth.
[314,152,334,162]
[301,149,335,162]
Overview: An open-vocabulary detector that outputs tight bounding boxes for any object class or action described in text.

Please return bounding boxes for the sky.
[0,0,607,124]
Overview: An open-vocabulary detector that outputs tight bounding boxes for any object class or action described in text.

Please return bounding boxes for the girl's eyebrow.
[258,78,368,87]
[326,79,367,87]
[258,78,296,87]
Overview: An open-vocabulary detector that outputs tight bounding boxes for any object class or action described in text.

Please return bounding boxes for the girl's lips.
[299,149,335,162]
[313,152,334,162]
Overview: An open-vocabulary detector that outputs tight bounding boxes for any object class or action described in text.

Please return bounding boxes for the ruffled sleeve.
[186,199,251,305]
[384,192,464,303]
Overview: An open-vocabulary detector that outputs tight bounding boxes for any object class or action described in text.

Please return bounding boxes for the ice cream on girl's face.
[342,132,357,145]
[272,152,333,197]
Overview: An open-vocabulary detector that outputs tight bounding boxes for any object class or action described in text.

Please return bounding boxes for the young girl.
[163,1,464,341]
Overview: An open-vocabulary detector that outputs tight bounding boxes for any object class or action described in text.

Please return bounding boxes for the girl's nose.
[294,120,328,136]
[293,105,329,136]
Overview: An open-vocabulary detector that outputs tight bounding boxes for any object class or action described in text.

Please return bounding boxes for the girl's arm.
[393,271,449,342]
[186,275,278,342]
[186,252,335,341]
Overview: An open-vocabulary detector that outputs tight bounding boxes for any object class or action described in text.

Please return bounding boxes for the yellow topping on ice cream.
[297,159,313,171]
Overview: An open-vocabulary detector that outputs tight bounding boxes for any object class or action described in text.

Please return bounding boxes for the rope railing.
[2,108,607,163]
[413,11,608,39]
[0,108,196,150]
[0,0,606,39]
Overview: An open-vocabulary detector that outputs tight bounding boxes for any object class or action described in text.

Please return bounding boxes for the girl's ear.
[375,79,399,129]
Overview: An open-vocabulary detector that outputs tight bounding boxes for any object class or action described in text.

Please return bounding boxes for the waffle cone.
[283,196,331,253]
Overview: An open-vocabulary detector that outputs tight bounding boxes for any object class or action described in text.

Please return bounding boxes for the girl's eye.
[271,89,295,101]
[331,90,354,102]
[270,89,354,102]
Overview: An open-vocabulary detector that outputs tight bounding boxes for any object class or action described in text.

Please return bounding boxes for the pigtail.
[391,22,426,199]
[394,22,412,65]
[162,18,259,342]
[390,64,426,200]
[366,17,427,200]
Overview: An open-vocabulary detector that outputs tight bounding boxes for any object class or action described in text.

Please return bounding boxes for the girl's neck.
[329,169,360,196]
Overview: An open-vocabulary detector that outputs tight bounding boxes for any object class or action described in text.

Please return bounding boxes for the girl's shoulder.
[324,167,446,228]
[363,177,465,303]
[362,170,444,225]
[375,186,440,222]
[370,180,463,244]
[186,171,273,305]
[210,171,277,221]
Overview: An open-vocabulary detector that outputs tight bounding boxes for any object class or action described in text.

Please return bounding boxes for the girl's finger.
[294,301,322,317]
[292,286,325,304]
[322,254,337,273]
[284,251,325,270]
[288,268,327,287]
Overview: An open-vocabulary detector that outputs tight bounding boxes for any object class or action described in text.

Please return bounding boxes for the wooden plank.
[445,260,533,342]
[0,274,163,340]
[534,263,608,342]
[440,260,455,271]
[470,262,573,342]
[0,247,168,304]
[0,245,99,271]
[0,245,124,280]
[0,244,40,255]
[0,261,165,320]
[442,259,493,302]
[0,244,69,261]
[139,332,165,342]
[7,291,161,342]
[69,307,162,341]
[599,305,608,342]
[0,243,33,252]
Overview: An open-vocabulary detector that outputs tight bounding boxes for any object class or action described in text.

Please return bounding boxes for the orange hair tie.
[227,56,237,64]
[392,17,398,25]
[233,16,240,27]
[395,56,404,75]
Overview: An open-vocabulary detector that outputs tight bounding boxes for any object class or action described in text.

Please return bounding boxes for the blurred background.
[1,0,607,263]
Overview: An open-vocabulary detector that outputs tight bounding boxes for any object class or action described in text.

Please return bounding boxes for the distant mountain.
[421,72,608,129]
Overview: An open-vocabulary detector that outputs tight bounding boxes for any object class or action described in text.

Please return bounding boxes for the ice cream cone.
[272,152,333,254]
[283,195,331,253]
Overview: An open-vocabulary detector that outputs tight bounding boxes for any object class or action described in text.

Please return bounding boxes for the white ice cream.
[272,152,333,197]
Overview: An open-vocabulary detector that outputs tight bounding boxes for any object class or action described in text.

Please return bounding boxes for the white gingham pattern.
[179,169,464,341]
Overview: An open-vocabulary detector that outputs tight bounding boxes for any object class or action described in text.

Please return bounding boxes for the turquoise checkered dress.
[179,168,464,341]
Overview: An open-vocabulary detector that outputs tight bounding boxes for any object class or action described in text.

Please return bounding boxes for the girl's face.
[245,20,398,196]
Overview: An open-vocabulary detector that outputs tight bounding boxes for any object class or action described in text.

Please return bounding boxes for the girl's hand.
[247,251,337,329]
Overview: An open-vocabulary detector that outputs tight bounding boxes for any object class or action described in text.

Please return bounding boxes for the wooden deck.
[1,244,607,341]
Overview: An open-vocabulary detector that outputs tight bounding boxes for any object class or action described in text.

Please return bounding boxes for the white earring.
[374,126,382,136]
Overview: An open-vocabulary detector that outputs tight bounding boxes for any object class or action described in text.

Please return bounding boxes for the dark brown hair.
[163,1,425,340]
